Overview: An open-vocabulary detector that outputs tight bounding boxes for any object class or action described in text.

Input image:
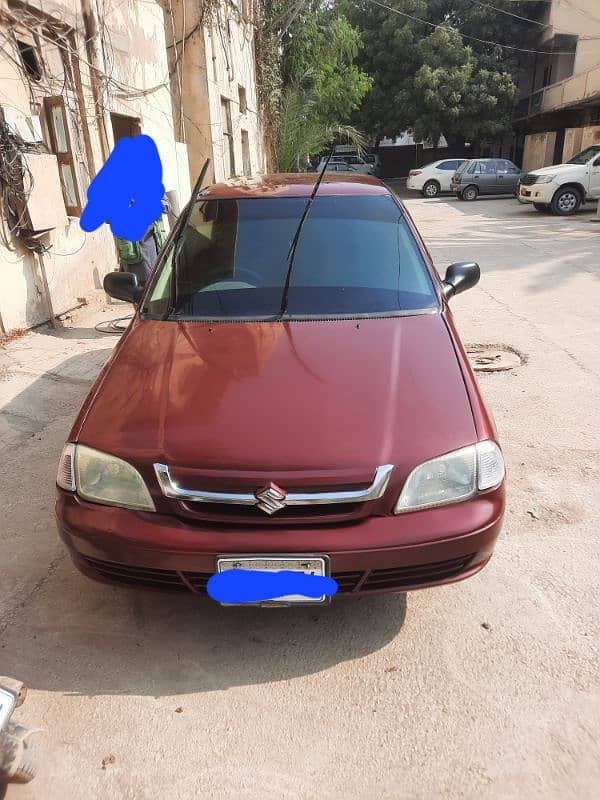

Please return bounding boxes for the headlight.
[535,175,556,184]
[393,441,504,514]
[57,444,156,512]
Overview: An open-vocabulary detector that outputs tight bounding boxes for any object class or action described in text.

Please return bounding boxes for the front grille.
[519,174,538,186]
[79,554,475,595]
[178,501,365,526]
[359,555,473,591]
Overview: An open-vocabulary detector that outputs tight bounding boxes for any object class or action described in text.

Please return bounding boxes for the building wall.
[0,0,113,332]
[0,0,187,334]
[99,0,191,209]
[581,124,600,149]
[563,126,585,160]
[544,1,600,74]
[522,131,557,171]
[204,2,266,183]
[160,0,266,189]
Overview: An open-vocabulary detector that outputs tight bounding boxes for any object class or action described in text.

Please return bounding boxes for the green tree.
[345,0,540,145]
[281,12,372,125]
[259,1,371,170]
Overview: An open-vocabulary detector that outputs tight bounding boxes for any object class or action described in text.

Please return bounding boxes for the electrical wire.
[94,313,132,334]
[473,0,600,38]
[359,0,579,55]
[0,116,40,251]
[474,0,549,27]
[49,230,87,256]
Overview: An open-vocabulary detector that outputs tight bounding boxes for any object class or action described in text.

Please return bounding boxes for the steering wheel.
[199,267,263,292]
[233,267,263,285]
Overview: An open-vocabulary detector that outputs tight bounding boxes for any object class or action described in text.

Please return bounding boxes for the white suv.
[406,159,467,197]
[518,145,600,215]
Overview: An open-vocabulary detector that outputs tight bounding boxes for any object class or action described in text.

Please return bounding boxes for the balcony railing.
[513,64,600,119]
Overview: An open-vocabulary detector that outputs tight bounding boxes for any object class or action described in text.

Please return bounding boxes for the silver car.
[451,158,522,201]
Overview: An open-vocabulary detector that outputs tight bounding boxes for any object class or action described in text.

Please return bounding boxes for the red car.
[56,174,505,605]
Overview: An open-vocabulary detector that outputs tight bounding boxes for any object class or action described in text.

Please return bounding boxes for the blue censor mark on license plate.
[207,569,338,605]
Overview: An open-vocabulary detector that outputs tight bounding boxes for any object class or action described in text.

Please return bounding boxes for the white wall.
[103,0,191,207]
[204,3,266,183]
[0,0,187,333]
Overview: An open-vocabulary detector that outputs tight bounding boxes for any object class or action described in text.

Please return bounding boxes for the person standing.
[114,197,171,287]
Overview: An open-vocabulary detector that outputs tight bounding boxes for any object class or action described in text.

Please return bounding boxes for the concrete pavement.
[1,194,599,799]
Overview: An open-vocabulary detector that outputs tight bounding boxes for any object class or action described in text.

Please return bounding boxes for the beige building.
[162,0,266,186]
[514,0,600,170]
[0,0,266,336]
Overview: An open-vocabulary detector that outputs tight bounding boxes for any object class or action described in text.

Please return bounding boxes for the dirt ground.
[1,193,599,799]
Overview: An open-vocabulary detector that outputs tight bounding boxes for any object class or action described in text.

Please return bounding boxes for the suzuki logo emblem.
[255,482,288,515]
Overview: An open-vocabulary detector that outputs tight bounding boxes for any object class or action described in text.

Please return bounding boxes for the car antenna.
[276,148,335,320]
[161,158,211,321]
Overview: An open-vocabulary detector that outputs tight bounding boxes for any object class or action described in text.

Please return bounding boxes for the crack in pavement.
[477,285,600,381]
[0,550,67,636]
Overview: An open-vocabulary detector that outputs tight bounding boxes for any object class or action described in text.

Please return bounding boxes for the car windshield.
[454,161,471,174]
[143,195,438,321]
[567,146,600,165]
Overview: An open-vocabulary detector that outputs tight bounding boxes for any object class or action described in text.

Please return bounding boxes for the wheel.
[551,186,581,216]
[462,185,479,201]
[422,180,440,198]
[455,193,464,201]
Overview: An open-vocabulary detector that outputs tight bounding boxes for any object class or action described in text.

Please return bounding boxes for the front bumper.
[519,182,556,204]
[56,488,505,598]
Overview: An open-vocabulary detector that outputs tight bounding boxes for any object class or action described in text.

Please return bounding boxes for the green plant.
[273,86,367,172]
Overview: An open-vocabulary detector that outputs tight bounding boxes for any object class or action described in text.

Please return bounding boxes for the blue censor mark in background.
[80,134,165,242]
[207,570,339,604]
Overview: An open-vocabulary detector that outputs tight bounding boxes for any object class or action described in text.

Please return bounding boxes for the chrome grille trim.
[153,463,394,510]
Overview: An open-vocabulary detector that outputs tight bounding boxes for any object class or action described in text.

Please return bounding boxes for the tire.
[462,185,479,201]
[551,186,581,216]
[455,193,464,200]
[533,203,549,212]
[422,180,441,198]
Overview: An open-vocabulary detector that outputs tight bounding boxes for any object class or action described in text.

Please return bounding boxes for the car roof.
[200,173,390,199]
[427,157,466,165]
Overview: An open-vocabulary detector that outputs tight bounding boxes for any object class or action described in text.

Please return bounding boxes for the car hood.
[528,163,579,176]
[77,315,476,486]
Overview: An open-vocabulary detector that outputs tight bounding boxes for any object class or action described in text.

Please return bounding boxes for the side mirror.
[442,262,480,300]
[103,271,143,304]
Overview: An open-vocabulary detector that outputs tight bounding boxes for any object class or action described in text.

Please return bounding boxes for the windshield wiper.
[276,150,334,320]
[161,158,211,320]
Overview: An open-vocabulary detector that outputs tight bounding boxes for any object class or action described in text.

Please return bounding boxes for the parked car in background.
[406,159,468,197]
[323,163,361,174]
[364,153,381,176]
[518,145,600,216]
[318,155,374,175]
[57,173,505,605]
[451,159,522,201]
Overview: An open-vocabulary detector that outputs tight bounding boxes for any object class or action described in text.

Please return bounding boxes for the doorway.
[111,113,141,143]
[553,129,566,165]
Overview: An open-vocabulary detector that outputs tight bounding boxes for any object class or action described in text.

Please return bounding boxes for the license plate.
[215,555,330,606]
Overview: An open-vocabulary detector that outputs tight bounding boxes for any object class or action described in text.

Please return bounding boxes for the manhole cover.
[466,344,524,372]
